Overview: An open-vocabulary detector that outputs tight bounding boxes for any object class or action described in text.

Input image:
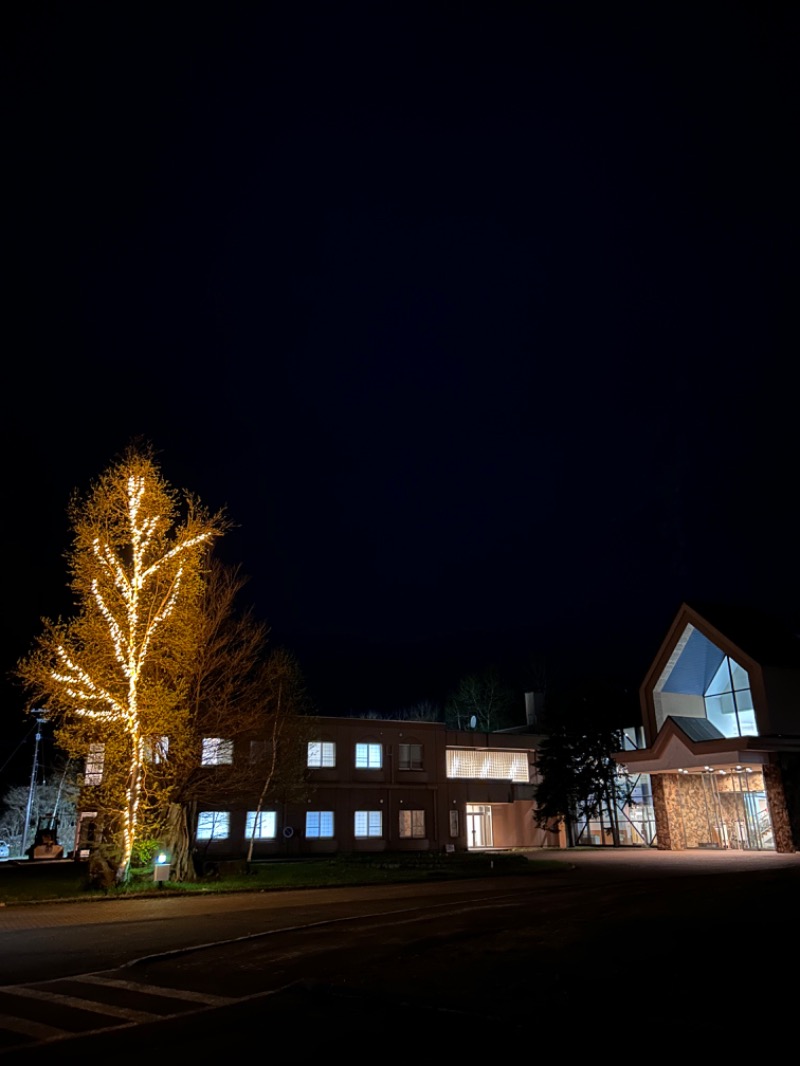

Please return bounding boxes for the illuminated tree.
[15,443,227,884]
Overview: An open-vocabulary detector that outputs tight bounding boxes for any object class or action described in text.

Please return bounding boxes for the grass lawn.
[0,850,558,905]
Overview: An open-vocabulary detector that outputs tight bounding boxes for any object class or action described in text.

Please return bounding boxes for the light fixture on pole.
[21,710,47,858]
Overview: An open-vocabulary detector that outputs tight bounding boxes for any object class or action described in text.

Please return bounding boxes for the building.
[614,601,800,853]
[189,713,563,864]
[74,705,563,864]
[74,600,800,864]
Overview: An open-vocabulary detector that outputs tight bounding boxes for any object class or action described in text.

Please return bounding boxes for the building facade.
[188,716,562,864]
[614,602,800,853]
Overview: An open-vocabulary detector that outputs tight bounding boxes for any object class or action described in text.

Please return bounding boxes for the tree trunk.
[163,802,196,882]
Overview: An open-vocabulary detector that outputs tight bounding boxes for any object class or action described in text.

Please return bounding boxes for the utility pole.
[21,710,46,858]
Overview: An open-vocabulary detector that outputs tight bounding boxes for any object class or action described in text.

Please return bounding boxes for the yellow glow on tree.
[16,443,227,883]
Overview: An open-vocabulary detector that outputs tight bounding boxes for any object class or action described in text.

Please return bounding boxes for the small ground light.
[153,853,171,884]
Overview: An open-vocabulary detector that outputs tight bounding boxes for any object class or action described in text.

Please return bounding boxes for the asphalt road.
[1,848,799,1060]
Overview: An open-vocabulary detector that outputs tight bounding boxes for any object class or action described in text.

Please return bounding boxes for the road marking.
[72,974,236,1006]
[0,1013,68,1040]
[1,985,162,1022]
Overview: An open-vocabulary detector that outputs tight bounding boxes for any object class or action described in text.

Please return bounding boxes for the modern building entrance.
[465,804,493,849]
[669,768,774,850]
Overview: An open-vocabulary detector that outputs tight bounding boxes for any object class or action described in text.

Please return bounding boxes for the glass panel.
[202,738,233,765]
[355,743,382,768]
[730,658,750,690]
[735,703,758,737]
[197,811,229,840]
[245,811,276,839]
[706,693,738,737]
[706,657,732,696]
[446,749,529,781]
[399,743,423,770]
[85,744,105,785]
[306,811,334,837]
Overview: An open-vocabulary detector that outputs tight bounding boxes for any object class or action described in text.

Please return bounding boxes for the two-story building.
[188,713,562,862]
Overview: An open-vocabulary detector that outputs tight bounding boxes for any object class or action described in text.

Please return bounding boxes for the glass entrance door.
[465,804,493,849]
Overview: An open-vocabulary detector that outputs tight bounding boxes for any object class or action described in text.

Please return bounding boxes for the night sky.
[2,6,798,787]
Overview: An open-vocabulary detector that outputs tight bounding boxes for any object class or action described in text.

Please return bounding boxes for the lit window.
[305,811,334,838]
[355,810,382,838]
[445,749,529,782]
[307,741,336,768]
[85,744,105,785]
[201,738,233,765]
[398,743,423,770]
[196,811,230,840]
[399,810,425,838]
[355,743,382,769]
[245,811,276,839]
[144,736,169,763]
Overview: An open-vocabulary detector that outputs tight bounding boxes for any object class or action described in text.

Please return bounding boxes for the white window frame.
[354,810,383,838]
[305,811,334,838]
[398,742,423,770]
[196,811,230,840]
[201,738,234,766]
[245,811,277,840]
[399,809,425,838]
[307,741,336,768]
[144,736,169,763]
[85,743,105,785]
[355,742,382,769]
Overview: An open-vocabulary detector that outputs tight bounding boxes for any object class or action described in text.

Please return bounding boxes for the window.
[144,736,169,763]
[196,811,230,840]
[305,811,334,838]
[85,744,105,785]
[399,809,425,838]
[355,810,382,838]
[201,738,233,766]
[307,741,336,768]
[449,810,459,837]
[355,743,382,769]
[245,811,276,839]
[446,749,529,782]
[398,743,423,770]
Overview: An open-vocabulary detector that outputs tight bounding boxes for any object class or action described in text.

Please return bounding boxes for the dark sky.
[2,6,798,785]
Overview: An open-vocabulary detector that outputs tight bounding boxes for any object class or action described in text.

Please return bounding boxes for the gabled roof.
[680,601,800,670]
[642,602,800,704]
[616,714,765,773]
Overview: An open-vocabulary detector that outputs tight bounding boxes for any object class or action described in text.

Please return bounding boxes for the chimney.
[524,691,545,729]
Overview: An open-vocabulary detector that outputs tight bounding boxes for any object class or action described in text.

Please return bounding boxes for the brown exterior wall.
[192,717,549,862]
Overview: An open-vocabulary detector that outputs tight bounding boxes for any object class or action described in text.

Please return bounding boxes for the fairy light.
[47,462,218,881]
